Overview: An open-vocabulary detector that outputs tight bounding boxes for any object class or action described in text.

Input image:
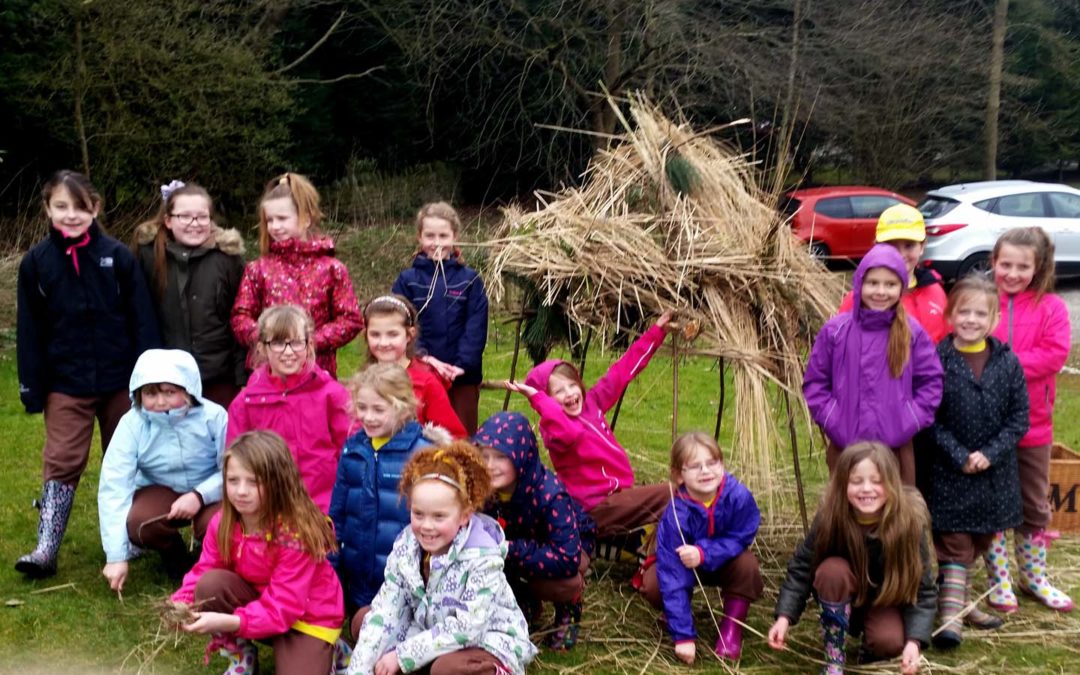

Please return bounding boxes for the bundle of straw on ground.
[483,94,843,499]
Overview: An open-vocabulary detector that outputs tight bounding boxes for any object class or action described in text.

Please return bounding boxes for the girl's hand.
[676,544,702,569]
[102,561,129,592]
[183,611,242,635]
[900,640,920,674]
[168,492,202,521]
[424,355,464,382]
[374,651,401,675]
[767,617,790,650]
[674,641,696,664]
[656,310,675,331]
[504,380,538,397]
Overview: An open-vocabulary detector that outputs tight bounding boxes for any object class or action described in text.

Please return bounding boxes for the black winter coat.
[928,336,1028,533]
[135,223,246,386]
[774,518,937,648]
[17,222,160,412]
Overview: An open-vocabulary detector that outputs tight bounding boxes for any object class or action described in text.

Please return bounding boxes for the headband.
[160,180,185,203]
[418,473,464,493]
[368,296,413,321]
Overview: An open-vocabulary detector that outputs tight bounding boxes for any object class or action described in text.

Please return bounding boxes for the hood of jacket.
[473,411,542,487]
[453,512,508,562]
[524,359,566,393]
[852,244,908,324]
[134,221,245,256]
[129,348,203,402]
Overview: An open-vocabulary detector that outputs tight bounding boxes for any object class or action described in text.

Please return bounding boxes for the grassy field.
[2,222,1080,673]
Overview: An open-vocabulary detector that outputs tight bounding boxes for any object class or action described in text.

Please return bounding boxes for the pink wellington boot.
[715,596,751,660]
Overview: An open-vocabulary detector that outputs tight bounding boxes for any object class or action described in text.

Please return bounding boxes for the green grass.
[3,227,1080,673]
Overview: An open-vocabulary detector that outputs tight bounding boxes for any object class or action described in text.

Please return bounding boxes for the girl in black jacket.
[928,276,1028,648]
[16,170,160,578]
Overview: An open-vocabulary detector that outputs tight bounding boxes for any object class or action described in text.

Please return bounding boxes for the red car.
[782,186,916,259]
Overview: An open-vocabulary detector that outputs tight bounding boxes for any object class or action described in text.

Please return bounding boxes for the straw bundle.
[483,94,843,495]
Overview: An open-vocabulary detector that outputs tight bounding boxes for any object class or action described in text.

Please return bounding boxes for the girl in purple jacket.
[637,432,763,664]
[803,244,943,486]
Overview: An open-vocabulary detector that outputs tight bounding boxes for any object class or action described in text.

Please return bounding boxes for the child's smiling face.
[993,243,1036,295]
[481,447,517,493]
[860,267,903,311]
[46,184,97,238]
[418,216,457,261]
[410,479,469,556]
[354,385,403,438]
[847,458,886,518]
[263,197,307,243]
[678,443,723,503]
[949,294,995,346]
[548,372,583,417]
[365,313,414,367]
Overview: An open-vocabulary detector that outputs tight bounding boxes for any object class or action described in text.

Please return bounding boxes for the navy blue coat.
[329,421,433,607]
[476,412,596,580]
[392,254,488,385]
[656,477,759,643]
[17,222,160,412]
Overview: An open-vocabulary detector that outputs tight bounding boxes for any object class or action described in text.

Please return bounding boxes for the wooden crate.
[1049,442,1080,533]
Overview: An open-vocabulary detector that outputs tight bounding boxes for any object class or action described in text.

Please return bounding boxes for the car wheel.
[808,241,830,260]
[956,252,991,279]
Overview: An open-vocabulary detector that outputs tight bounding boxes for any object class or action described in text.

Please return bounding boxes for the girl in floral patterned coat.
[349,441,537,675]
[231,172,362,378]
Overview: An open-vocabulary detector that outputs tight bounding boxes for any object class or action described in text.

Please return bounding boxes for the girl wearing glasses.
[231,172,363,379]
[133,180,247,407]
[637,432,763,665]
[227,305,352,513]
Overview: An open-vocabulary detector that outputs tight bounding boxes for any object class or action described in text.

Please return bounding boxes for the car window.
[974,198,996,213]
[1047,192,1080,218]
[813,197,853,218]
[996,192,1047,218]
[850,195,901,219]
[918,196,958,219]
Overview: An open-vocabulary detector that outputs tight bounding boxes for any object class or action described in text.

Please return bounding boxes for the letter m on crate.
[1049,443,1080,531]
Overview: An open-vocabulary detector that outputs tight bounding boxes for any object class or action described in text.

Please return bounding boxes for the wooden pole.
[502,297,528,411]
[671,332,679,443]
[713,357,726,441]
[784,391,809,534]
[576,327,593,376]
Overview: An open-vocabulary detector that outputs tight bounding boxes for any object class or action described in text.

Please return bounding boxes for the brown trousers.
[195,569,333,675]
[448,383,480,436]
[589,483,672,539]
[933,532,995,565]
[516,553,590,604]
[828,440,915,487]
[1018,444,1051,534]
[43,390,130,485]
[350,607,509,673]
[127,485,220,553]
[814,557,907,658]
[639,549,764,609]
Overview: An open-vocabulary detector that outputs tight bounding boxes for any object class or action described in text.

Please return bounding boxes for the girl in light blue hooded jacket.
[97,349,228,592]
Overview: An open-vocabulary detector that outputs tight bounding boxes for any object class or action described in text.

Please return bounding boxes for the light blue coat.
[97,349,227,563]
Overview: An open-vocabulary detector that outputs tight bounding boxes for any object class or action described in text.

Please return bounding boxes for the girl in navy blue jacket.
[638,432,763,664]
[391,202,488,434]
[475,412,597,650]
[329,363,452,637]
[16,170,160,578]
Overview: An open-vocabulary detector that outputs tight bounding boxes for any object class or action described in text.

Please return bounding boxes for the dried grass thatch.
[483,94,843,496]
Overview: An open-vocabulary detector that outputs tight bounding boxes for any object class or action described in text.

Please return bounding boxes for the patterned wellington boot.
[933,563,966,649]
[1015,529,1074,612]
[15,481,77,578]
[964,565,1003,629]
[715,595,751,660]
[331,637,352,675]
[220,637,258,675]
[818,599,850,675]
[546,600,582,650]
[983,531,1019,613]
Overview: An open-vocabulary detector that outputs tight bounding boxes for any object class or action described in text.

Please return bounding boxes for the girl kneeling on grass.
[349,441,537,675]
[768,442,936,675]
[170,430,345,675]
[505,311,677,539]
[638,431,763,664]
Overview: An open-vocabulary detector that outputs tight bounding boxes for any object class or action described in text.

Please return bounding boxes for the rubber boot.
[15,481,77,578]
[819,598,850,675]
[715,595,751,660]
[546,600,582,650]
[220,637,258,675]
[1015,529,1074,612]
[983,531,1018,613]
[933,563,966,649]
[964,565,1003,629]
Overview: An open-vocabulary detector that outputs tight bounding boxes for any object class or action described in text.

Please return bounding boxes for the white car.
[918,180,1080,280]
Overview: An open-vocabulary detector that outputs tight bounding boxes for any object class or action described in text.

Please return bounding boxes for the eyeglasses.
[169,213,211,226]
[264,338,308,353]
[681,459,722,475]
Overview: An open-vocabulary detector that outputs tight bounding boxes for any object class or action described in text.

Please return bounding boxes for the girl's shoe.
[1015,529,1074,612]
[545,601,582,650]
[818,598,850,675]
[932,563,966,649]
[983,531,1019,613]
[964,566,1004,629]
[14,481,77,578]
[220,638,258,675]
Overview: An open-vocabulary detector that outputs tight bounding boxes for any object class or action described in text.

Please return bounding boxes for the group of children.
[13,171,1075,674]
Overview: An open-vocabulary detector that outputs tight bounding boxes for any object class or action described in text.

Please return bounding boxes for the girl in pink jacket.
[983,226,1073,614]
[231,173,363,378]
[506,312,675,539]
[170,430,345,675]
[227,305,353,513]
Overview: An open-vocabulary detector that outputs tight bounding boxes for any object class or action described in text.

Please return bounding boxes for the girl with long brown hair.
[169,430,346,675]
[767,442,936,674]
[803,243,943,485]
